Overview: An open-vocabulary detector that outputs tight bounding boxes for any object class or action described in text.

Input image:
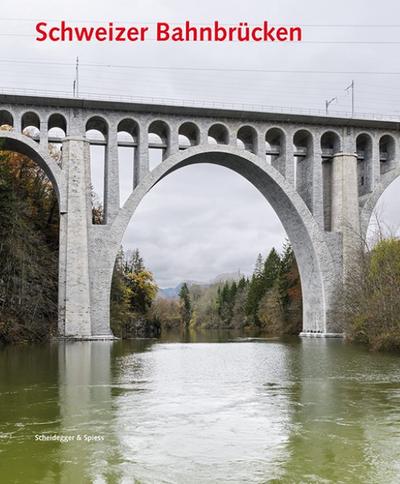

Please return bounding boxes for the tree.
[231,279,249,328]
[125,268,158,315]
[343,237,400,352]
[245,253,268,325]
[128,249,144,273]
[91,188,103,224]
[149,298,181,330]
[257,286,284,333]
[110,249,132,333]
[278,242,302,331]
[110,248,158,338]
[238,276,247,291]
[263,248,281,291]
[257,242,302,335]
[254,253,263,277]
[0,150,59,343]
[179,282,192,328]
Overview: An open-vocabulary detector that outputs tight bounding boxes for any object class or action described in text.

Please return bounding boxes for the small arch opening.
[293,130,311,158]
[237,126,257,153]
[265,128,284,166]
[118,119,138,206]
[21,112,40,142]
[379,135,396,175]
[321,131,341,232]
[179,122,199,149]
[48,113,67,163]
[321,131,341,159]
[86,117,108,224]
[118,119,138,145]
[48,113,67,134]
[86,117,108,143]
[208,124,229,145]
[148,120,169,170]
[294,130,313,210]
[356,133,373,195]
[0,110,14,130]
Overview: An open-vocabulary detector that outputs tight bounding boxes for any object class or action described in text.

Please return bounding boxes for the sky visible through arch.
[3,0,400,287]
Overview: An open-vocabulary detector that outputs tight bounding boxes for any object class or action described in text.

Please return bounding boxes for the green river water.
[0,331,399,483]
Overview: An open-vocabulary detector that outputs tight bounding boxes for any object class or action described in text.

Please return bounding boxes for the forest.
[0,149,59,343]
[149,243,302,336]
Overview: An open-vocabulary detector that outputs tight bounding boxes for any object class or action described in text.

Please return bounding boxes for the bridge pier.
[58,137,116,340]
[331,152,362,279]
[59,137,110,340]
[300,148,361,338]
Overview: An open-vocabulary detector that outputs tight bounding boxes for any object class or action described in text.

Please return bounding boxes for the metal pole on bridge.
[75,57,80,98]
[325,97,337,115]
[346,80,355,117]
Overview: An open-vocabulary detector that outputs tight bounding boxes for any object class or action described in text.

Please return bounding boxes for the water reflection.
[0,333,399,483]
[112,336,291,482]
[275,339,400,483]
[57,341,116,483]
[0,344,60,482]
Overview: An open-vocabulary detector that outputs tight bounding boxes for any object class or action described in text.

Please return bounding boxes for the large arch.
[89,145,338,337]
[0,130,63,208]
[360,166,400,240]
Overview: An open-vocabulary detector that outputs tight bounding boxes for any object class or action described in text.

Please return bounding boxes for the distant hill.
[210,271,242,284]
[158,271,243,299]
[158,284,183,299]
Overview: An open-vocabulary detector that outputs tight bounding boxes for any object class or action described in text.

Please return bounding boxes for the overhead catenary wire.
[2,17,400,27]
[1,58,400,75]
[3,31,400,44]
[1,72,400,104]
[2,64,400,113]
[2,60,400,101]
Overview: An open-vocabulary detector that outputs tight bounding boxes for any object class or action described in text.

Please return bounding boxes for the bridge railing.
[1,87,400,123]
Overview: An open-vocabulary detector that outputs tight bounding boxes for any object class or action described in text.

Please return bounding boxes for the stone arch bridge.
[0,94,399,339]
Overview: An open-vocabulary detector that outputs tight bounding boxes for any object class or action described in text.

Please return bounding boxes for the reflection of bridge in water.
[1,93,399,338]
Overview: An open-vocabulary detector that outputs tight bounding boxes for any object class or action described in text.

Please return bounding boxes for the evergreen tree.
[229,281,238,304]
[277,242,302,331]
[254,253,263,277]
[257,242,302,334]
[263,248,282,291]
[238,276,247,291]
[221,282,230,304]
[110,249,131,334]
[245,254,266,325]
[179,282,192,328]
[216,286,223,317]
[129,249,145,273]
[216,280,238,324]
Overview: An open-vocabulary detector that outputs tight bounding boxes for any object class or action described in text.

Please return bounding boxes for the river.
[0,331,399,483]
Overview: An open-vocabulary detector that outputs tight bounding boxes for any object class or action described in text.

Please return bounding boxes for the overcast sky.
[2,0,400,287]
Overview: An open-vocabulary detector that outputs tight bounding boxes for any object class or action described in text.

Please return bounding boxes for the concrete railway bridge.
[0,94,398,339]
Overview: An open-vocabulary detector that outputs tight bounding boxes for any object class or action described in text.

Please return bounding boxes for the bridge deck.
[1,93,400,131]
